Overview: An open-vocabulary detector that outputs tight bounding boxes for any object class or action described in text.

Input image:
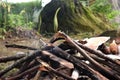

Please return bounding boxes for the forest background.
[0,0,120,39]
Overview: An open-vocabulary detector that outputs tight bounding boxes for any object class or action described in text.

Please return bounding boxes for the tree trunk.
[40,0,112,34]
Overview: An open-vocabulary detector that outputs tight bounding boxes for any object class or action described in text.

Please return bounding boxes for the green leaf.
[53,7,61,32]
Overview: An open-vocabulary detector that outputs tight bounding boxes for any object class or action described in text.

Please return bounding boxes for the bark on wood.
[5,65,41,80]
[75,41,120,66]
[49,31,120,80]
[48,47,108,80]
[0,54,25,63]
[0,50,41,77]
[37,59,75,80]
[1,31,120,80]
[5,44,38,50]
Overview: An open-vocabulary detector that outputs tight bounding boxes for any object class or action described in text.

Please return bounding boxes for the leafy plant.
[8,14,24,27]
[0,28,6,39]
[107,11,120,20]
[89,0,120,28]
[26,21,35,29]
[90,0,120,20]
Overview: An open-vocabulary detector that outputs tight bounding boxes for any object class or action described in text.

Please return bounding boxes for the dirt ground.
[0,28,47,56]
[0,29,49,77]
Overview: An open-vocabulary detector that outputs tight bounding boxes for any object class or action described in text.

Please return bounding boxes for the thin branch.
[49,31,120,80]
[0,54,26,63]
[6,65,40,80]
[0,50,41,77]
[5,44,38,50]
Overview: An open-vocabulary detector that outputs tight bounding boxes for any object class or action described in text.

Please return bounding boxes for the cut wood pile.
[0,31,120,80]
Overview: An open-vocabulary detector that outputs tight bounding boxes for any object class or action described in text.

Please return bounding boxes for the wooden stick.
[6,65,40,80]
[46,47,108,80]
[5,44,38,50]
[0,50,41,77]
[41,50,73,69]
[60,32,120,79]
[0,54,25,63]
[37,58,75,80]
[50,31,120,79]
[50,31,120,67]
[16,58,36,75]
[75,41,120,66]
[33,70,41,80]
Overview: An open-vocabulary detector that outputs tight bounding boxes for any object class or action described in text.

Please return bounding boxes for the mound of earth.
[5,27,41,39]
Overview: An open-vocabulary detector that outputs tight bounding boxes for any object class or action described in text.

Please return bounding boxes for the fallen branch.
[75,41,120,66]
[50,31,120,67]
[0,50,41,77]
[0,54,25,63]
[47,47,108,80]
[50,31,120,79]
[5,65,41,80]
[37,58,75,80]
[1,31,120,80]
[5,44,38,50]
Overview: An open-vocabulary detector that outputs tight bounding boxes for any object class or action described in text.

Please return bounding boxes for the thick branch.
[37,59,75,80]
[75,41,120,66]
[50,31,120,80]
[47,47,108,80]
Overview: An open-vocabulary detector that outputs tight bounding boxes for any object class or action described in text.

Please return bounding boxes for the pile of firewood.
[0,31,120,80]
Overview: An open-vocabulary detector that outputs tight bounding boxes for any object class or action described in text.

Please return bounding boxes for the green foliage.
[11,1,42,21]
[53,7,61,32]
[0,28,6,39]
[0,14,2,26]
[8,13,35,29]
[0,0,9,29]
[0,0,42,36]
[8,14,24,27]
[90,0,120,20]
[107,11,120,20]
[11,0,42,13]
[90,0,111,14]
